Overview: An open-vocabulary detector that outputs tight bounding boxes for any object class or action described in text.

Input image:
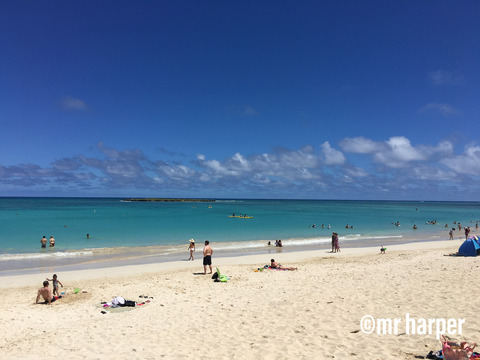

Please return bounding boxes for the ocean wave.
[212,234,404,250]
[0,251,94,262]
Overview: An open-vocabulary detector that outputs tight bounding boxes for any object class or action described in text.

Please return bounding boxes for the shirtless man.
[35,281,62,305]
[203,241,213,275]
[270,259,297,270]
[41,236,47,248]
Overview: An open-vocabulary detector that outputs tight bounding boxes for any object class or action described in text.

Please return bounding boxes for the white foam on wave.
[213,234,405,250]
[0,251,94,262]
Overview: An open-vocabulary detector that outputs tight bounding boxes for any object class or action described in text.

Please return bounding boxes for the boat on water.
[228,215,253,219]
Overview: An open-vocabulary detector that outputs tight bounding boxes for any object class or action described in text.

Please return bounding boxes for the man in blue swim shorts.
[203,240,213,275]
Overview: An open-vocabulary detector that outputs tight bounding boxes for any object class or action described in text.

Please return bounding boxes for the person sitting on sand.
[380,246,386,254]
[270,259,297,270]
[35,281,62,305]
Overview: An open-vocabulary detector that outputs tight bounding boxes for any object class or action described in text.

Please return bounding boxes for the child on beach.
[46,274,63,296]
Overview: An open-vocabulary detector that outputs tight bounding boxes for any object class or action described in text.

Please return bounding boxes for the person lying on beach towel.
[270,259,297,271]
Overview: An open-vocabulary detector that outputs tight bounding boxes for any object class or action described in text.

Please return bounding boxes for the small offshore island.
[123,198,216,202]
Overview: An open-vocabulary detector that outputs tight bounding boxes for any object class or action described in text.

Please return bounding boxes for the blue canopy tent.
[458,235,480,257]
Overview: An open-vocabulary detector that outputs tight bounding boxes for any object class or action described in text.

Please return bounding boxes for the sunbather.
[270,259,297,270]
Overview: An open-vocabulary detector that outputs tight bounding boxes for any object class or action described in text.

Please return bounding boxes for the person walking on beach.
[41,236,47,248]
[331,232,336,252]
[203,241,213,275]
[188,239,195,261]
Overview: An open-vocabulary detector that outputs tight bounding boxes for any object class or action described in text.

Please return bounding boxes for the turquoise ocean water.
[0,198,479,275]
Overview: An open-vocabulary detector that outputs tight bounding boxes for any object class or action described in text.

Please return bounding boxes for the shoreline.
[0,227,465,277]
[0,237,467,289]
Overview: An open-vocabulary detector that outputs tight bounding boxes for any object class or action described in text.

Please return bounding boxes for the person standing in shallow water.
[203,241,213,274]
[41,236,47,248]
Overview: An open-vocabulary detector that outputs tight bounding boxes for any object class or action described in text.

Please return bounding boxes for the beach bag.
[441,335,476,360]
[124,300,136,307]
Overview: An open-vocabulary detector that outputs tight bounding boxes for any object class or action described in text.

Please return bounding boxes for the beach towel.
[213,267,230,282]
[441,335,476,360]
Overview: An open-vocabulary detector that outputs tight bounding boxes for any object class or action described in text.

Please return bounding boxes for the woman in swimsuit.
[270,259,297,270]
[188,239,195,261]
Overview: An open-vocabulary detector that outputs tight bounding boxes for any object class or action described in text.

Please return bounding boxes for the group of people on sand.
[35,274,63,305]
[40,235,55,248]
[187,239,214,275]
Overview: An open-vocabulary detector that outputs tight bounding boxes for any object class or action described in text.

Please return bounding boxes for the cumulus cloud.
[442,144,480,175]
[320,142,346,165]
[1,137,479,199]
[62,96,88,110]
[341,136,454,169]
[340,137,382,154]
[419,103,460,116]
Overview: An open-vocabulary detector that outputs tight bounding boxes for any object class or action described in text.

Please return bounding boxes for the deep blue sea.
[1,198,478,275]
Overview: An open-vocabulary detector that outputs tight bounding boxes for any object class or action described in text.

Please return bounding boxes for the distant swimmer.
[413,224,417,230]
[41,236,47,248]
[86,234,90,239]
[312,224,316,228]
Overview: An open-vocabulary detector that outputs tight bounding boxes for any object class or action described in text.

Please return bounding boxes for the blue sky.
[1,1,479,200]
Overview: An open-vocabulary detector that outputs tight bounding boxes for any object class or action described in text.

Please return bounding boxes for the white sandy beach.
[1,238,479,359]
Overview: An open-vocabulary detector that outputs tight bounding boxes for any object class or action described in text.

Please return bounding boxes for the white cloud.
[3,138,480,199]
[442,144,480,175]
[419,103,460,116]
[340,137,382,153]
[342,136,454,169]
[320,141,346,165]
